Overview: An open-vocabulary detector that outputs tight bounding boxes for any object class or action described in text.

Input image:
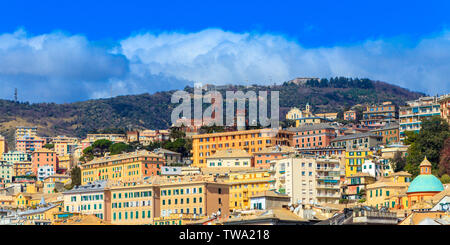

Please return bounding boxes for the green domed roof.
[407,174,444,194]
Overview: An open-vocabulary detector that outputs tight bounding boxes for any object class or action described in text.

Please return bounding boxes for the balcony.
[316,192,341,198]
[316,184,340,190]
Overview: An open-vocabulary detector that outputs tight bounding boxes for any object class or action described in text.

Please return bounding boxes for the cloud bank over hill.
[0,28,448,103]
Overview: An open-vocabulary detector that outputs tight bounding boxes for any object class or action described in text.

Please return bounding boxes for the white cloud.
[119,29,450,95]
[0,28,449,103]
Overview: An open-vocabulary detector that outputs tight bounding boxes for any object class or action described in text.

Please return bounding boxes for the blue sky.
[0,1,449,102]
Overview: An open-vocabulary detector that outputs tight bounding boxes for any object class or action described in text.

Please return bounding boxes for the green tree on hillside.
[404,116,450,177]
[109,142,134,155]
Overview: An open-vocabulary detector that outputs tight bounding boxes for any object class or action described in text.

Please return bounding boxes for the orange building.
[370,123,400,145]
[191,129,293,168]
[16,136,46,154]
[288,123,338,149]
[253,145,296,168]
[438,94,450,124]
[344,110,357,121]
[31,149,59,175]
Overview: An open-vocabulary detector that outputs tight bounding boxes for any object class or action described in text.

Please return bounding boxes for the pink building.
[31,148,59,175]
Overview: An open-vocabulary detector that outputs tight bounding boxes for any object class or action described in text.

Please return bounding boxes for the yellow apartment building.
[345,150,374,177]
[191,129,293,168]
[224,169,272,212]
[158,176,230,219]
[366,171,412,209]
[0,135,7,159]
[80,150,166,185]
[20,204,64,225]
[13,161,32,176]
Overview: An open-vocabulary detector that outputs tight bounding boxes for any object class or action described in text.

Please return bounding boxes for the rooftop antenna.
[14,88,17,102]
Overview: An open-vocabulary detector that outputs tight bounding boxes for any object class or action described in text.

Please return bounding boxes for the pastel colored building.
[13,161,32,176]
[153,148,182,165]
[206,148,252,168]
[80,150,166,185]
[438,93,450,124]
[330,132,383,150]
[342,173,376,200]
[31,148,59,176]
[366,171,412,209]
[0,160,12,184]
[370,123,400,145]
[362,101,397,127]
[63,181,106,220]
[0,135,7,159]
[272,156,317,205]
[253,145,296,169]
[399,96,441,141]
[15,126,37,140]
[315,112,338,121]
[224,169,272,211]
[104,182,158,225]
[159,178,229,219]
[2,151,30,164]
[288,123,338,149]
[344,150,374,177]
[191,129,293,168]
[315,158,341,204]
[16,136,46,154]
[344,110,357,121]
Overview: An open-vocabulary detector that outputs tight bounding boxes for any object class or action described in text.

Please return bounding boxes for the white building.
[362,159,383,179]
[37,165,55,181]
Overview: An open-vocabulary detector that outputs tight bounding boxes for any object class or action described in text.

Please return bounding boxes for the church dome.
[407,174,444,193]
[407,157,444,194]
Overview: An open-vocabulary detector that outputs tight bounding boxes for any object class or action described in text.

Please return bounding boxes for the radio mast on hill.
[14,88,17,102]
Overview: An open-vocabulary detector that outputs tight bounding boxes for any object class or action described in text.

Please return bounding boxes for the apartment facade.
[191,129,293,168]
[344,110,357,121]
[206,148,252,168]
[159,177,229,219]
[315,158,341,204]
[370,123,400,145]
[288,123,338,149]
[362,101,397,127]
[344,150,374,177]
[399,96,441,140]
[438,94,450,124]
[330,133,383,150]
[63,181,106,220]
[253,145,296,169]
[2,151,30,164]
[104,182,158,225]
[80,150,166,185]
[31,148,59,176]
[16,136,45,154]
[225,169,272,211]
[272,157,316,205]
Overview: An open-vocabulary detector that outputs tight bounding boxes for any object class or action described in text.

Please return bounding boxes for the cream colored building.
[272,156,316,205]
[62,181,106,220]
[206,148,252,168]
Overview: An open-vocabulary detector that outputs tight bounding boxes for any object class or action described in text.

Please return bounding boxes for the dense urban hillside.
[0,77,424,148]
